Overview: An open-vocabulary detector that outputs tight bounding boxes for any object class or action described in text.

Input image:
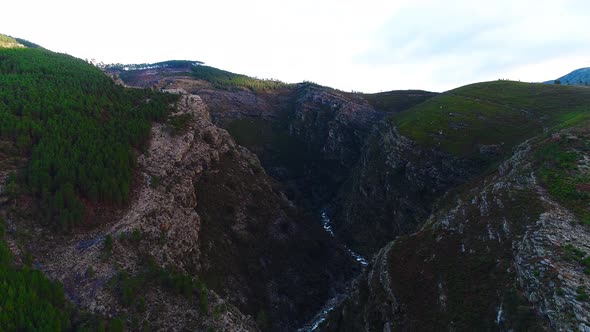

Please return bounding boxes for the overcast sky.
[2,0,589,92]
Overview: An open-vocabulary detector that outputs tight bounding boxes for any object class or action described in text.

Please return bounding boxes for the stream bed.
[298,209,368,331]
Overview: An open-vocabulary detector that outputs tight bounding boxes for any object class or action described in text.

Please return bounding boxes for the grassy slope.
[362,90,437,113]
[394,81,590,159]
[533,122,590,226]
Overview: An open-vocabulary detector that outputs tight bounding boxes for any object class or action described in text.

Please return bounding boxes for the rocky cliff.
[322,123,590,331]
[108,67,434,209]
[331,123,472,256]
[155,78,385,205]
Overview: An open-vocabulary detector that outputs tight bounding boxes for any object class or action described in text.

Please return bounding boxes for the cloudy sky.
[2,0,589,92]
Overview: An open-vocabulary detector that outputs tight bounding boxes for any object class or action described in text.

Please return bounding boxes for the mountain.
[319,81,590,330]
[86,63,590,330]
[0,41,365,330]
[546,67,590,86]
[2,34,590,332]
[322,121,590,331]
[332,80,590,256]
[106,63,435,209]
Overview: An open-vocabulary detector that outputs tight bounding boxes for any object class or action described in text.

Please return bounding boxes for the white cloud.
[1,0,589,92]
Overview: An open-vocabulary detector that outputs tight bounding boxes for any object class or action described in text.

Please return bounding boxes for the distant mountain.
[545,67,590,86]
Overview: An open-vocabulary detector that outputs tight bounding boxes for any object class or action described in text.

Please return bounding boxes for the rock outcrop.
[288,83,382,170]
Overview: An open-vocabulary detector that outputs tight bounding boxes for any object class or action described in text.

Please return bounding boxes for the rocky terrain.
[322,123,590,331]
[330,81,590,257]
[110,66,434,209]
[104,66,590,331]
[4,40,590,332]
[3,91,354,331]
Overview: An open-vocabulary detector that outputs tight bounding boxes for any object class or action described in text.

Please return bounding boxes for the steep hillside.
[546,67,590,86]
[1,46,356,330]
[323,120,590,331]
[395,81,590,159]
[333,81,590,255]
[9,38,590,332]
[5,89,355,330]
[108,63,434,207]
[361,90,436,113]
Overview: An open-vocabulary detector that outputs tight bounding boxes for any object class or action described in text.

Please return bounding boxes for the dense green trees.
[0,48,177,229]
[191,65,287,91]
[0,220,123,331]
[0,239,71,330]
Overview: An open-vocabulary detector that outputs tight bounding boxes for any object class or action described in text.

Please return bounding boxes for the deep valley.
[1,34,590,332]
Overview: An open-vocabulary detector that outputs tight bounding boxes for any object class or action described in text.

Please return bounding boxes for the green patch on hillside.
[0,48,178,229]
[0,219,113,331]
[534,128,590,225]
[0,241,71,330]
[191,65,289,91]
[362,90,436,113]
[394,81,590,160]
[110,261,209,315]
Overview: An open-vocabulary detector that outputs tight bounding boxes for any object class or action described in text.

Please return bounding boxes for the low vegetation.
[361,90,436,113]
[166,113,193,136]
[534,131,590,225]
[0,218,122,331]
[111,261,209,314]
[563,244,590,274]
[394,81,590,161]
[0,34,23,48]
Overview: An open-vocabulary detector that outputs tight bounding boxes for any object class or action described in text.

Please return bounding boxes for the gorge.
[1,36,590,331]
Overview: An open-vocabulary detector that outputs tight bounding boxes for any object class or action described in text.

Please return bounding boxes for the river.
[297,209,368,331]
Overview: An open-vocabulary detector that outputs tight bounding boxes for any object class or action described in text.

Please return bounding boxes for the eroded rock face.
[332,123,471,256]
[323,134,590,331]
[288,84,382,170]
[171,80,385,207]
[193,122,356,331]
[515,207,590,332]
[5,93,259,331]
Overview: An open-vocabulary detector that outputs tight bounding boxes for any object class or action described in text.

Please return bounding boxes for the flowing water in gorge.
[298,209,368,331]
